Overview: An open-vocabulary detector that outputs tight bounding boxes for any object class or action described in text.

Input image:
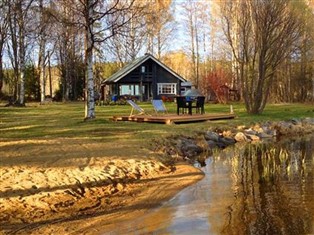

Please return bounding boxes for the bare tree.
[221,0,302,114]
[146,0,175,60]
[6,0,35,105]
[0,1,9,94]
[36,0,55,103]
[105,1,146,66]
[180,1,211,88]
[52,0,84,102]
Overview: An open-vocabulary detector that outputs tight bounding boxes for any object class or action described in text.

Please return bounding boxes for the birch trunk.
[39,0,45,103]
[39,38,46,103]
[84,0,95,120]
[18,6,25,106]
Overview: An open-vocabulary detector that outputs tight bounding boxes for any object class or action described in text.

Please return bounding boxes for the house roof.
[104,53,186,83]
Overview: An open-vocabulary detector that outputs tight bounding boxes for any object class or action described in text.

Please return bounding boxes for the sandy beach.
[0,138,204,234]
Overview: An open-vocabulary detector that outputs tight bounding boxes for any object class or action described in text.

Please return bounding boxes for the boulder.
[302,117,314,125]
[290,118,301,125]
[222,130,233,138]
[245,134,260,141]
[207,140,218,149]
[234,132,250,142]
[219,137,236,146]
[181,143,203,158]
[204,131,220,142]
[244,129,258,136]
[256,132,273,138]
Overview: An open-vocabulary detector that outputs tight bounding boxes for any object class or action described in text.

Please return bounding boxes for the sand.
[0,138,204,234]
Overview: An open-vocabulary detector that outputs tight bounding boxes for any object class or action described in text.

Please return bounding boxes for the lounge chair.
[126,100,146,116]
[151,99,168,114]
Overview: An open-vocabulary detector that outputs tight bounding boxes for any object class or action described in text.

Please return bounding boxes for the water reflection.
[103,136,314,235]
[221,136,314,235]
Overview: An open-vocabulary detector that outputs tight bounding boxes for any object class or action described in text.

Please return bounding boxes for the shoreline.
[0,159,204,234]
[1,118,313,234]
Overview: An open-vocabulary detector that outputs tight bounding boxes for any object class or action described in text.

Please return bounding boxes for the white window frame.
[157,83,177,95]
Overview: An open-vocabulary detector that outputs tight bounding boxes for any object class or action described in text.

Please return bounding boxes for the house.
[102,54,187,102]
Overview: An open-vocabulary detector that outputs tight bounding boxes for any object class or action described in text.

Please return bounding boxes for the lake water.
[105,135,314,235]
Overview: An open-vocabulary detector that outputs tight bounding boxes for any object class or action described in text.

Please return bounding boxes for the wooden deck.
[110,113,236,125]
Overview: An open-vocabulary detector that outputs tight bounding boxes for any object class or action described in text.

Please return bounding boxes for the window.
[157,83,177,95]
[120,84,144,96]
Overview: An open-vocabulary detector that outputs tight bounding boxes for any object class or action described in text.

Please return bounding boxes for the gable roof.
[104,54,186,83]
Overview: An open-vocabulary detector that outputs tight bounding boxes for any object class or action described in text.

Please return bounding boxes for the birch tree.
[53,0,83,102]
[38,0,47,103]
[0,1,9,93]
[180,1,211,88]
[146,0,175,59]
[83,0,135,120]
[105,1,146,66]
[7,0,35,105]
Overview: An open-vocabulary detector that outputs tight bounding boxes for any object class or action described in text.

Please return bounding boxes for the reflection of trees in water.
[222,136,314,235]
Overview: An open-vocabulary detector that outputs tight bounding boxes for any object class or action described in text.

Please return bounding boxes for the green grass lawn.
[0,101,313,142]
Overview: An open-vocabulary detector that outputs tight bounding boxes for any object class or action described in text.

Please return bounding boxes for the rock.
[260,124,275,135]
[245,134,260,141]
[234,132,249,142]
[204,131,220,142]
[274,121,292,135]
[256,132,273,138]
[237,125,246,130]
[219,137,236,146]
[290,118,301,125]
[252,124,264,133]
[222,130,233,138]
[207,140,218,149]
[302,117,314,125]
[216,142,228,149]
[181,143,203,158]
[244,129,258,136]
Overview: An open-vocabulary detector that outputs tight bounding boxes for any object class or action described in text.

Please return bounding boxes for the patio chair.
[176,96,189,115]
[195,96,205,114]
[126,100,146,116]
[151,99,168,114]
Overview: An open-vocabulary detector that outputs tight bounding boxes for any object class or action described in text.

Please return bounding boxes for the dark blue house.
[103,54,187,101]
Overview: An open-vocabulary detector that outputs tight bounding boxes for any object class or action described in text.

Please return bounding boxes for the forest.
[0,0,313,118]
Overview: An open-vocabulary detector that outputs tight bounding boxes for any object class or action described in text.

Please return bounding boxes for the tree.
[145,0,175,60]
[38,0,48,103]
[52,0,85,102]
[7,0,35,105]
[221,0,302,114]
[0,1,9,94]
[83,0,135,120]
[105,1,146,66]
[201,67,232,104]
[180,0,211,88]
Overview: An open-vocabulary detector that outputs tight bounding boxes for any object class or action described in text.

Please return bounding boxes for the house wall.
[108,58,183,101]
[154,62,181,99]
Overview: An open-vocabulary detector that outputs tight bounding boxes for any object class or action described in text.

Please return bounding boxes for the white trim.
[157,83,177,95]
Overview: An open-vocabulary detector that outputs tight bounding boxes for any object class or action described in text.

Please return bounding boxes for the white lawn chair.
[126,100,146,116]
